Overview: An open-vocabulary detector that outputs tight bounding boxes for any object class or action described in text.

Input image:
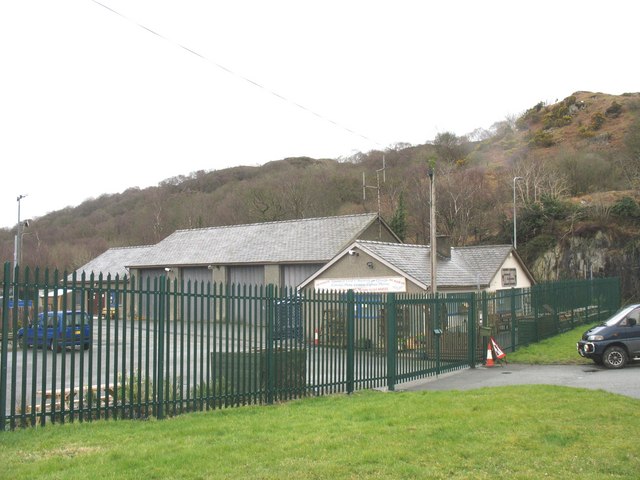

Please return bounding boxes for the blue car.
[18,311,92,352]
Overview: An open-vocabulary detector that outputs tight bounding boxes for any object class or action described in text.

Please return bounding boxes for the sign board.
[314,277,406,293]
[501,268,517,287]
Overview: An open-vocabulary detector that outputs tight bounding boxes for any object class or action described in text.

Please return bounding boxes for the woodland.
[2,91,640,300]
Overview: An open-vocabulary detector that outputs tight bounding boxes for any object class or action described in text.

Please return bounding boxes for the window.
[625,308,640,326]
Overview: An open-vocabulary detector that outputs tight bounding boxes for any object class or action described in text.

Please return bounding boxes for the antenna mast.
[362,155,386,238]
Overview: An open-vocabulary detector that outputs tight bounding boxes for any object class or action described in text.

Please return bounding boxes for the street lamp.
[13,194,27,272]
[512,177,523,249]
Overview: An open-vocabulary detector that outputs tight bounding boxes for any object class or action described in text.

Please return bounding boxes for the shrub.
[541,194,573,220]
[543,103,572,129]
[590,112,606,131]
[518,203,547,240]
[605,101,623,118]
[578,126,594,138]
[528,130,555,148]
[611,196,640,218]
[516,101,545,131]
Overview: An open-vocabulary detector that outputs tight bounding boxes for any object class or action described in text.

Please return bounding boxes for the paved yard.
[397,363,640,399]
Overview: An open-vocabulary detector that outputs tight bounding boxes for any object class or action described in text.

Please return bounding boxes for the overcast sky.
[1,0,638,229]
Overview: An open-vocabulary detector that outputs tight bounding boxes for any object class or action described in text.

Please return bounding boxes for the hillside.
[477,91,635,163]
[2,91,640,299]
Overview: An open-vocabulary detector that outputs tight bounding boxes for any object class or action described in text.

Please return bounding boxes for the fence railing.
[1,263,620,430]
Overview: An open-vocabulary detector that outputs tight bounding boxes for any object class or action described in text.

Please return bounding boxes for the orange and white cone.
[314,328,319,346]
[490,337,507,361]
[485,341,495,367]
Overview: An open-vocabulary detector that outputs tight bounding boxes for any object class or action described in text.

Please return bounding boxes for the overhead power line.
[90,0,383,148]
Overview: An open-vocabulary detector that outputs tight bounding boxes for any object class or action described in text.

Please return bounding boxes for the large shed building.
[73,213,398,287]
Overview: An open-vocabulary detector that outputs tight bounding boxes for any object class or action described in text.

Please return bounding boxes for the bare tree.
[512,154,569,204]
[437,166,489,245]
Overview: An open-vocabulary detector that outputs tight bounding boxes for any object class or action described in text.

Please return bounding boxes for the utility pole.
[429,164,437,294]
[513,177,523,249]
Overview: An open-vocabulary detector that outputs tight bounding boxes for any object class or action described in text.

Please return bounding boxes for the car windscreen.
[604,305,639,326]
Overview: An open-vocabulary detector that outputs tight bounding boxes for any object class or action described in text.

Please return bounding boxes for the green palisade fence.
[0,262,620,430]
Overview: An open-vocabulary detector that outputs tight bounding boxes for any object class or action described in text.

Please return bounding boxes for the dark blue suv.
[577,304,640,369]
[17,311,92,352]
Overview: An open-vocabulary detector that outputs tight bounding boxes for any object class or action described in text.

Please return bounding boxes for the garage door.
[282,264,323,290]
[137,268,165,320]
[228,266,265,323]
[182,267,213,322]
[228,266,265,288]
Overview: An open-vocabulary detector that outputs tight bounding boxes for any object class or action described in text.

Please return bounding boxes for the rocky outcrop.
[531,229,640,301]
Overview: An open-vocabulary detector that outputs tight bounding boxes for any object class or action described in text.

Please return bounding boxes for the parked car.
[17,310,92,352]
[577,304,640,368]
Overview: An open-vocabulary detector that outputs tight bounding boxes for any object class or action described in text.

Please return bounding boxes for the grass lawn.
[4,319,637,479]
[1,385,639,479]
[507,321,598,365]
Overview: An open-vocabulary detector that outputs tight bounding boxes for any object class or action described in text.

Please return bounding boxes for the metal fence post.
[386,293,397,391]
[157,275,166,420]
[0,263,10,431]
[481,290,488,360]
[510,288,517,352]
[346,290,355,394]
[469,292,477,367]
[266,284,275,405]
[434,295,441,376]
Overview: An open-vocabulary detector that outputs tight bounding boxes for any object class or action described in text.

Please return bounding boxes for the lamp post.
[11,194,27,301]
[14,194,27,269]
[512,177,523,249]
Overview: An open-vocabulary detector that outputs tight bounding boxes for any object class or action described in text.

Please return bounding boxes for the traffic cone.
[314,328,319,346]
[490,337,507,362]
[485,341,495,367]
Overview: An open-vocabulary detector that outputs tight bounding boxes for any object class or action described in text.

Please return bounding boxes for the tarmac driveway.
[398,363,640,399]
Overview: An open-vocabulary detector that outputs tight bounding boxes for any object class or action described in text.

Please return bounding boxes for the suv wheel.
[602,346,627,369]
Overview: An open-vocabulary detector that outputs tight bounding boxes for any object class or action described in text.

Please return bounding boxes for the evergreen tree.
[390,192,408,241]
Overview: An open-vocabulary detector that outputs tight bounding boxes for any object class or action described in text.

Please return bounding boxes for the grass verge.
[1,386,639,479]
[507,322,599,365]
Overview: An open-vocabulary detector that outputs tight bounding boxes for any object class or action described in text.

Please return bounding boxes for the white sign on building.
[314,277,406,293]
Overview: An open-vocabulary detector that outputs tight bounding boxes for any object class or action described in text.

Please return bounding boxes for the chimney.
[436,235,451,258]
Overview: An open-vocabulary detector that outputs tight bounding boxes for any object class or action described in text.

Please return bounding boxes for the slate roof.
[352,241,518,288]
[130,213,384,268]
[72,245,154,279]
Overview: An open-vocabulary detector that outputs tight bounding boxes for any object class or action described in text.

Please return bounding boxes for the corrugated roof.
[356,241,514,288]
[131,213,381,267]
[72,245,154,279]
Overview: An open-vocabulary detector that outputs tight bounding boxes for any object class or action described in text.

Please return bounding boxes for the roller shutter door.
[282,264,323,290]
[227,266,265,323]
